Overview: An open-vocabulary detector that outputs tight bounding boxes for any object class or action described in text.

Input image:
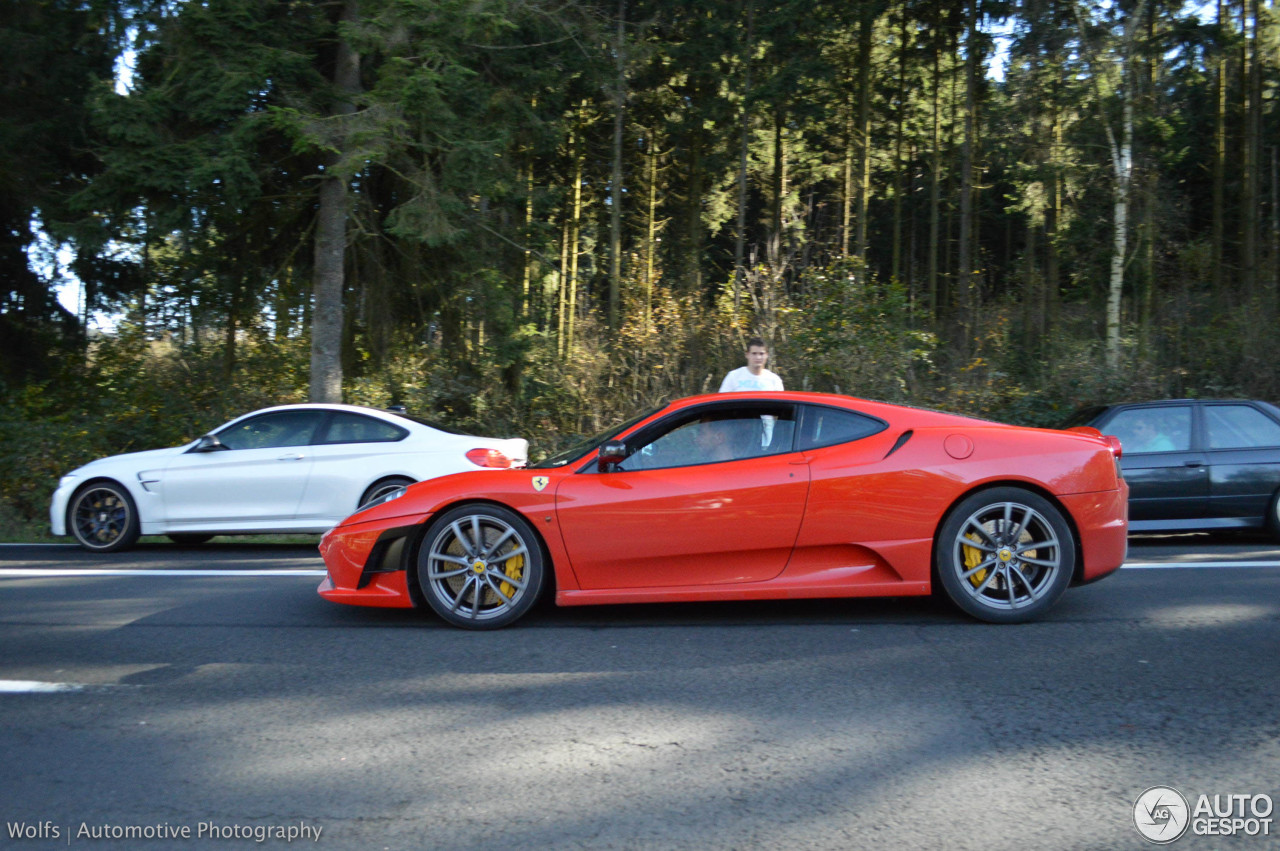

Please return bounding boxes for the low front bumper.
[49,482,73,537]
[317,516,426,609]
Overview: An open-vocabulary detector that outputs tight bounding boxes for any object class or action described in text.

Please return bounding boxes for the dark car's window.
[616,404,796,471]
[216,410,326,450]
[1205,404,1280,449]
[316,412,408,445]
[1103,406,1192,453]
[797,405,886,450]
[1061,405,1108,429]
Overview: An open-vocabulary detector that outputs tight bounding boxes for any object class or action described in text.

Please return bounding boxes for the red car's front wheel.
[415,504,546,629]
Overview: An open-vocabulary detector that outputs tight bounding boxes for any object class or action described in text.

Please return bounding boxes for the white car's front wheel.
[359,477,414,511]
[68,481,140,553]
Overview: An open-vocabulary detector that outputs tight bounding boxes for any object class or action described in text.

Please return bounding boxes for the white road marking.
[0,568,327,577]
[0,543,78,547]
[1122,561,1280,569]
[2,564,1278,579]
[0,679,85,693]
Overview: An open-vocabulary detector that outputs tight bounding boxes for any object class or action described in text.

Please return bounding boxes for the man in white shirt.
[719,337,784,392]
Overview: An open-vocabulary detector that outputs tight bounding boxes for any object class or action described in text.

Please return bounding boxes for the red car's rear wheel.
[936,488,1075,623]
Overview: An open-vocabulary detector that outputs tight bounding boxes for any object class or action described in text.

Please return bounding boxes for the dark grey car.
[1064,399,1280,537]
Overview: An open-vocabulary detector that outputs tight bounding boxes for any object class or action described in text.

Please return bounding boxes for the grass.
[0,506,57,543]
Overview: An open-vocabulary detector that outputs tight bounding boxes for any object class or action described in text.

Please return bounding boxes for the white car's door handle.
[277,453,306,461]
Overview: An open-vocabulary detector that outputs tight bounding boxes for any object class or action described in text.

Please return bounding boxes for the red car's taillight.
[466,448,514,468]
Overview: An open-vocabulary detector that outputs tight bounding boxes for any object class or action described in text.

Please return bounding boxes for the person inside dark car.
[1129,417,1175,453]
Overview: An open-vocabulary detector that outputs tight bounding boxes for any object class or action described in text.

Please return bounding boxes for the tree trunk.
[1074,0,1146,371]
[1212,0,1227,296]
[1047,89,1061,330]
[1271,145,1279,303]
[608,0,625,331]
[734,0,754,307]
[957,0,977,343]
[646,134,659,331]
[927,27,942,321]
[309,0,361,403]
[1139,9,1158,342]
[892,6,907,284]
[1241,0,1261,301]
[841,91,854,259]
[1106,17,1139,370]
[223,290,237,379]
[521,160,534,320]
[557,207,570,356]
[685,131,705,294]
[567,143,584,353]
[769,107,786,273]
[854,5,874,272]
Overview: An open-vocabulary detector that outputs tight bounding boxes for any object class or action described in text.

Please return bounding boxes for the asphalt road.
[1,535,1277,850]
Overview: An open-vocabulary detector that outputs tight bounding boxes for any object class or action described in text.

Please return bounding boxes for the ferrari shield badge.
[532,476,550,492]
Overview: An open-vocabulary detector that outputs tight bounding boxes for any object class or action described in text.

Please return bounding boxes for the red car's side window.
[796,406,885,450]
[617,406,795,471]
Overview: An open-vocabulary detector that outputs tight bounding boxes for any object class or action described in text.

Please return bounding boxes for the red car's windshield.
[532,407,661,469]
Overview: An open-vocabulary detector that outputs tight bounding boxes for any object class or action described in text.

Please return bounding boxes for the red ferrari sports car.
[318,392,1128,628]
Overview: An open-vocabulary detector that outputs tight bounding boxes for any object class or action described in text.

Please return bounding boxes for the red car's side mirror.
[597,441,628,472]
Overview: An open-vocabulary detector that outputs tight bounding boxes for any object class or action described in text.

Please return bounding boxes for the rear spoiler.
[1066,425,1122,458]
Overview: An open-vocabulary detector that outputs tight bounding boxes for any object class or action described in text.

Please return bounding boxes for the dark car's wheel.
[68,481,141,553]
[167,534,214,545]
[936,487,1076,624]
[359,476,414,511]
[416,504,545,629]
[1265,490,1280,542]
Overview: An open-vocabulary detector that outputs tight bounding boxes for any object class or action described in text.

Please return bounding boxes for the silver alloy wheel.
[420,508,538,626]
[359,477,413,510]
[948,499,1063,613]
[69,483,139,552]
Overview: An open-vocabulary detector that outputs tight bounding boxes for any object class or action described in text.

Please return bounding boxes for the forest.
[1,0,1278,534]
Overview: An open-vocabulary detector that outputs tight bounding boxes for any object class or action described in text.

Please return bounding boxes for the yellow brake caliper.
[499,553,524,600]
[963,531,988,587]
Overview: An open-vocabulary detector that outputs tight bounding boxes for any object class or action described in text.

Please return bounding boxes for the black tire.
[1267,489,1280,542]
[167,534,214,545]
[359,476,415,511]
[68,481,141,553]
[935,487,1076,624]
[415,504,545,629]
